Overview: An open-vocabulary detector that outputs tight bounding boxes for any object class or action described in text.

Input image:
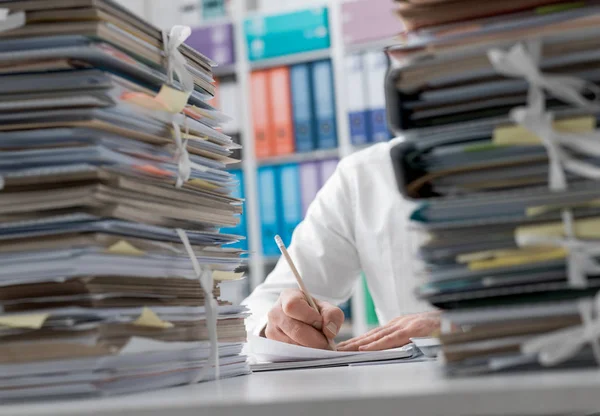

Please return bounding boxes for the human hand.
[337,312,440,351]
[264,288,344,349]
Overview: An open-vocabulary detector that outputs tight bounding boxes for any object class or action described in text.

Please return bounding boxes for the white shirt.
[242,140,432,335]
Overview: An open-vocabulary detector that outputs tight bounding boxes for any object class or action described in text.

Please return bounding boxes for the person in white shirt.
[242,140,440,351]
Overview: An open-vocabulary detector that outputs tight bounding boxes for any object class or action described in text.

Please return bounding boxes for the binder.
[267,67,295,155]
[277,164,303,247]
[299,162,320,217]
[290,63,316,152]
[221,169,247,251]
[251,71,273,159]
[311,60,338,149]
[345,54,370,145]
[258,166,280,256]
[244,7,330,61]
[318,159,339,187]
[364,51,390,143]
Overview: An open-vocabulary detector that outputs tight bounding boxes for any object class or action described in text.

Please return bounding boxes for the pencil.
[275,235,337,351]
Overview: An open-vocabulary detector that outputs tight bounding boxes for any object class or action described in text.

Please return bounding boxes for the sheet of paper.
[246,335,412,362]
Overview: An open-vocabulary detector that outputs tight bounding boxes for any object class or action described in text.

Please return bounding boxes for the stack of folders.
[387,1,600,376]
[0,0,250,400]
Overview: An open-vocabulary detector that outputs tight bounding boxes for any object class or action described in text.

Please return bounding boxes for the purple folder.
[300,162,320,217]
[319,159,339,189]
[342,0,401,45]
[186,23,235,66]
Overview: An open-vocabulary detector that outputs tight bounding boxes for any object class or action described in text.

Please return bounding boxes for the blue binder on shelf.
[277,164,303,248]
[258,166,280,256]
[311,60,337,149]
[221,170,247,252]
[345,54,370,145]
[365,51,391,143]
[290,63,316,152]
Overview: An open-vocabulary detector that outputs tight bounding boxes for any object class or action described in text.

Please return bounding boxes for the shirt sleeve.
[242,159,363,335]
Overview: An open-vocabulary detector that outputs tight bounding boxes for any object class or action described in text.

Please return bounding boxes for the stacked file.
[0,0,249,400]
[387,1,600,375]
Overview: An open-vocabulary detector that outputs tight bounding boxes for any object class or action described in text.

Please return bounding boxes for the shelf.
[213,63,237,78]
[257,148,340,166]
[249,48,331,71]
[344,37,399,55]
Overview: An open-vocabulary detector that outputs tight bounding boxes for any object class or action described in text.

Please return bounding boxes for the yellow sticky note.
[188,178,221,191]
[132,307,174,329]
[155,85,190,113]
[0,314,49,329]
[107,240,145,256]
[493,116,595,145]
[526,199,600,217]
[516,217,600,243]
[212,270,245,281]
[468,247,567,271]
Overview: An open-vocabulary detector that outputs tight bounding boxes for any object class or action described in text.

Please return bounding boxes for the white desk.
[4,361,600,416]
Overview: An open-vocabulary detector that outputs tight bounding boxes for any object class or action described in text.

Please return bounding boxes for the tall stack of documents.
[0,0,249,400]
[388,1,600,375]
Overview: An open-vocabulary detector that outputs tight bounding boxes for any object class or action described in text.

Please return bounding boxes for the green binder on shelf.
[362,273,379,326]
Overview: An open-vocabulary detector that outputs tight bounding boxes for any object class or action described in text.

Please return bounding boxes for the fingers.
[264,322,299,345]
[315,299,344,339]
[267,302,329,349]
[280,289,323,329]
[337,325,397,351]
[358,331,410,351]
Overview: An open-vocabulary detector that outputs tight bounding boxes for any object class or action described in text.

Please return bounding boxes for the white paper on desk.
[246,336,416,371]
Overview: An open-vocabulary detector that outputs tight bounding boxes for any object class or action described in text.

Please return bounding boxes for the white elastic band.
[488,40,600,287]
[521,293,600,366]
[162,26,195,94]
[176,228,220,382]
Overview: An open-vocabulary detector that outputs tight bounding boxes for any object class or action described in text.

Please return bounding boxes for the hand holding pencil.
[262,236,344,350]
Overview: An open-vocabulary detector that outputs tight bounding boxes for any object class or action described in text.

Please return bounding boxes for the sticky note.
[188,178,221,190]
[121,91,168,111]
[155,85,190,113]
[493,116,595,145]
[468,247,567,271]
[526,199,600,217]
[212,270,245,281]
[132,307,174,329]
[0,314,49,329]
[134,164,173,178]
[107,240,145,256]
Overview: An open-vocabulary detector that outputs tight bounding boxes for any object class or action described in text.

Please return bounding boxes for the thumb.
[316,300,345,339]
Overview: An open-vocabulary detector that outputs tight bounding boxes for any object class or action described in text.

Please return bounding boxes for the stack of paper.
[0,0,249,400]
[387,3,600,375]
[246,336,420,371]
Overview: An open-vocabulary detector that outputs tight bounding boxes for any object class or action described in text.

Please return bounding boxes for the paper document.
[245,335,419,371]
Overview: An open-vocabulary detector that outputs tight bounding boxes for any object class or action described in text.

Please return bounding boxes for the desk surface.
[4,361,600,416]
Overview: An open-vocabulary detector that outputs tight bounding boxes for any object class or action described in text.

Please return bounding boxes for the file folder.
[258,166,280,256]
[364,52,390,143]
[319,159,339,187]
[267,67,295,155]
[311,60,338,149]
[299,162,320,217]
[251,71,273,158]
[345,54,370,145]
[277,164,303,248]
[221,169,247,251]
[290,63,316,152]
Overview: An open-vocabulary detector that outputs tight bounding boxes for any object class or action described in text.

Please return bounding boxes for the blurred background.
[114,0,400,339]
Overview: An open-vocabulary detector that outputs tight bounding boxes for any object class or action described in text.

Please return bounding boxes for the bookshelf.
[116,0,397,337]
